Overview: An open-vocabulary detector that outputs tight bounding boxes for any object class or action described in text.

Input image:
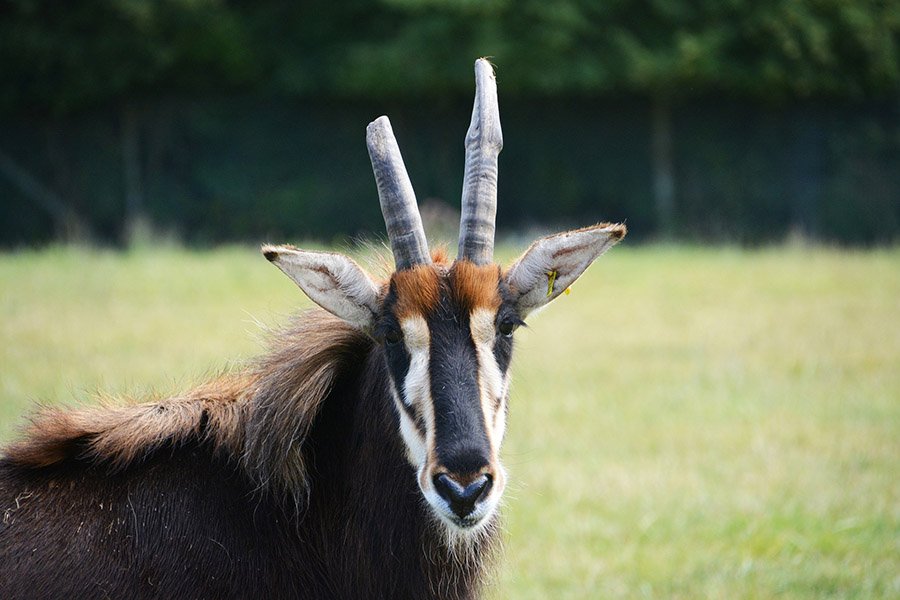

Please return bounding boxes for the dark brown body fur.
[0,312,498,599]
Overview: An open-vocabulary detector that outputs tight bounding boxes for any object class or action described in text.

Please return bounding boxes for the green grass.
[1,244,898,598]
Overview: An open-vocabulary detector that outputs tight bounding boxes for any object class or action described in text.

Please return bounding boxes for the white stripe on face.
[469,307,509,455]
[393,316,433,466]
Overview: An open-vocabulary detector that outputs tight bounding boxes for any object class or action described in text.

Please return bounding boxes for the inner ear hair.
[504,223,625,318]
[262,245,381,331]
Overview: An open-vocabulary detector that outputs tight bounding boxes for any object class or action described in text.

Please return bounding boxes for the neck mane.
[4,311,364,481]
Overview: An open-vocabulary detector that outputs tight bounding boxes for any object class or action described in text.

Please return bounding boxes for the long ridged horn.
[366,116,430,270]
[458,58,503,265]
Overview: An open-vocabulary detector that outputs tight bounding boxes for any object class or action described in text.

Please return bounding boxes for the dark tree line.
[1,0,898,244]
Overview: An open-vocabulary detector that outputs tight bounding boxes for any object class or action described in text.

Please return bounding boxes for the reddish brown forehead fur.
[390,254,501,319]
[449,260,502,313]
[392,264,443,319]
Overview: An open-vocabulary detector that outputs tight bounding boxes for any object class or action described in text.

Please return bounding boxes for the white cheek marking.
[393,316,436,468]
[395,402,426,466]
[469,307,496,346]
[470,308,506,456]
[402,316,430,351]
[493,374,510,444]
[401,317,430,408]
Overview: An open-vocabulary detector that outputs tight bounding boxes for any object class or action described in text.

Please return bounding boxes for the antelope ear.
[504,223,626,319]
[262,245,380,331]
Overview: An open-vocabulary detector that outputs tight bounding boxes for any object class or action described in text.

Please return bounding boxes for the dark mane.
[242,310,372,508]
[3,310,370,503]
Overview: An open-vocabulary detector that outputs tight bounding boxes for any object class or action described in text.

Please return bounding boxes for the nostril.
[433,473,462,502]
[433,473,493,519]
[464,474,491,504]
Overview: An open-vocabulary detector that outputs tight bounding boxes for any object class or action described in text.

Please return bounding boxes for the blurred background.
[1,0,898,247]
[1,2,899,598]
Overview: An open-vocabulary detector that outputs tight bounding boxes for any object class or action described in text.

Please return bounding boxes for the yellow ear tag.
[546,270,558,297]
[564,286,571,295]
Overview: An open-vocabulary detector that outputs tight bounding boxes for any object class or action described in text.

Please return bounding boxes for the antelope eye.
[498,321,517,337]
[384,329,403,345]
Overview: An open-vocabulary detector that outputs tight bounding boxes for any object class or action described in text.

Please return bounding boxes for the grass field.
[1,244,898,598]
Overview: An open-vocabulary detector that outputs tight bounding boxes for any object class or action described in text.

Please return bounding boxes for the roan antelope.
[0,59,625,599]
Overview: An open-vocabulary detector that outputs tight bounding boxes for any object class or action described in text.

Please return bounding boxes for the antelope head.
[263,59,625,534]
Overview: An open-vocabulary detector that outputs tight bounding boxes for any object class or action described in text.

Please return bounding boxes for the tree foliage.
[0,0,897,247]
[1,0,898,113]
[0,0,254,113]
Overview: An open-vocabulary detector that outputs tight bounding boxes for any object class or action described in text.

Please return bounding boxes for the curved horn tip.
[468,60,502,152]
[458,57,502,264]
[366,115,390,133]
[474,58,496,77]
[366,116,394,151]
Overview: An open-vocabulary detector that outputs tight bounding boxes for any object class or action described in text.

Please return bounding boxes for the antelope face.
[262,59,626,537]
[263,223,625,535]
[377,260,517,530]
